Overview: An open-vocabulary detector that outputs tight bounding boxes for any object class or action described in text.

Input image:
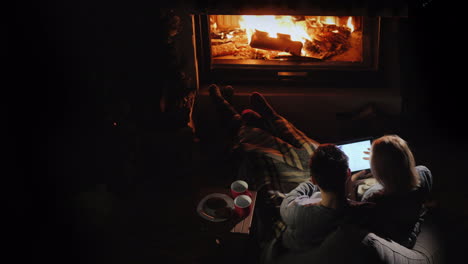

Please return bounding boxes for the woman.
[352,135,433,248]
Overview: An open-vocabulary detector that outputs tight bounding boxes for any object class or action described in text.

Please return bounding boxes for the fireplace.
[186,4,406,141]
[194,12,384,86]
[210,15,370,64]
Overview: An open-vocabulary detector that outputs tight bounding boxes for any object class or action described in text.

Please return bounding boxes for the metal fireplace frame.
[193,13,384,86]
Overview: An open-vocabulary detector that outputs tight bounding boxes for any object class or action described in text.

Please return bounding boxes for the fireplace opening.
[210,15,363,64]
[194,13,382,85]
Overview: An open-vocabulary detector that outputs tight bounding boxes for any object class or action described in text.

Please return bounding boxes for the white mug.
[234,194,252,217]
[230,180,250,198]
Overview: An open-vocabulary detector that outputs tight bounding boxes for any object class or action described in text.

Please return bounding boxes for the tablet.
[337,138,372,173]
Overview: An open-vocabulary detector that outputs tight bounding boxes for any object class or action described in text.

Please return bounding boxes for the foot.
[221,85,234,103]
[209,84,225,104]
[250,92,277,118]
[241,109,265,129]
[209,84,240,120]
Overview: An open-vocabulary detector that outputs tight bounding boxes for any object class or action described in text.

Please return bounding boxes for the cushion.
[261,219,444,264]
[361,218,444,264]
[261,224,379,264]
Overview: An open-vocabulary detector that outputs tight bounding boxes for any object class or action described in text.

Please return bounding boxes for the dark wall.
[400,4,468,261]
[8,1,174,262]
[10,1,165,184]
[400,1,463,145]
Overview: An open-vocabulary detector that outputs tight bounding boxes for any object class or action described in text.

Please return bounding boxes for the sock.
[250,92,277,118]
[241,109,265,129]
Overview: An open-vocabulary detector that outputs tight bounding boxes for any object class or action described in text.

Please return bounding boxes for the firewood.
[303,23,353,60]
[249,30,303,56]
[211,42,238,57]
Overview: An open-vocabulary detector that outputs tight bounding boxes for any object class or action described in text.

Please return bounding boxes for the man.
[207,85,368,250]
[280,144,368,251]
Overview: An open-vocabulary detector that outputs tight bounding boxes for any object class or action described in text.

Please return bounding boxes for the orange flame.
[239,16,311,44]
[347,16,354,33]
[237,15,356,56]
[321,16,336,25]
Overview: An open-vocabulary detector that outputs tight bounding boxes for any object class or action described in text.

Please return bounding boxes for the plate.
[197,193,235,222]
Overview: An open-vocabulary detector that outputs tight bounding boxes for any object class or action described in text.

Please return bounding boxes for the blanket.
[236,114,319,196]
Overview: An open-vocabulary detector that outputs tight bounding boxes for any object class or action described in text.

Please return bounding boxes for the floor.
[17,91,468,264]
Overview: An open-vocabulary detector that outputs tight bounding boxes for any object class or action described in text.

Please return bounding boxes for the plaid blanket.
[234,113,320,242]
[236,114,319,198]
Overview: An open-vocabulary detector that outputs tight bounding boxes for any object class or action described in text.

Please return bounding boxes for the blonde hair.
[370,135,420,194]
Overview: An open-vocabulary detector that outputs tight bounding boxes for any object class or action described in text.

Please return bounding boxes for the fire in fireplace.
[194,13,382,85]
[210,15,363,63]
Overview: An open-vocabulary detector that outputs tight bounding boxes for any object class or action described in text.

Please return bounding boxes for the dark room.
[6,0,468,263]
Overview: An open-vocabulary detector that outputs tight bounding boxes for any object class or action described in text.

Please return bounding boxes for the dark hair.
[309,144,349,194]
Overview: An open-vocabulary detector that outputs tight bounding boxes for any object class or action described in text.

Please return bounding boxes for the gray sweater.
[280,181,346,251]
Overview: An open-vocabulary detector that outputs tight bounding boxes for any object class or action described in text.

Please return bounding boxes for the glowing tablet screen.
[337,139,371,172]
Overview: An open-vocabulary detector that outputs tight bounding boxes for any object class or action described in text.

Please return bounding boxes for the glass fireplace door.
[209,15,365,66]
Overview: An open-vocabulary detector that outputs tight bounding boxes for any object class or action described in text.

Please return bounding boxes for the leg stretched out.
[249,92,319,152]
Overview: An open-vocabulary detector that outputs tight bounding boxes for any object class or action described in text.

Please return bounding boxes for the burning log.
[249,30,303,56]
[304,25,352,60]
[211,42,238,57]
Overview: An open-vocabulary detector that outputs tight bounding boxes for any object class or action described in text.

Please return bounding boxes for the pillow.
[362,219,444,264]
